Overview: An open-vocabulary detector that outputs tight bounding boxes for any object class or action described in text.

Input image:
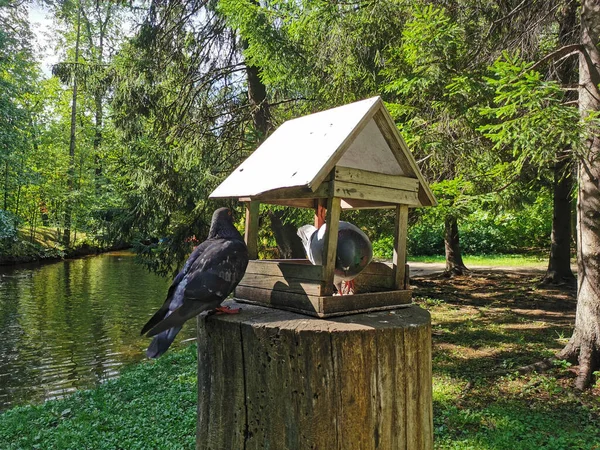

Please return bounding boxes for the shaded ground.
[410,268,600,448]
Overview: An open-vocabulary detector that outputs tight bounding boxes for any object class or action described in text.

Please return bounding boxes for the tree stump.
[197,301,432,450]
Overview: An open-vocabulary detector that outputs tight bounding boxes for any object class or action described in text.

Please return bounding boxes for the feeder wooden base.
[234,259,411,317]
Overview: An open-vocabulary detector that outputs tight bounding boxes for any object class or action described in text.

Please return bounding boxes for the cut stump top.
[207,299,430,332]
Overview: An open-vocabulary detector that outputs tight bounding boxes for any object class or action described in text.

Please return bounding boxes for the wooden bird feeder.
[209,96,436,317]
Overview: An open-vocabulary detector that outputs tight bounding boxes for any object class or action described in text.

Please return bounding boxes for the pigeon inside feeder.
[297,220,373,295]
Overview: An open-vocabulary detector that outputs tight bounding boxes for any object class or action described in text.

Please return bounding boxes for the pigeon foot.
[214,305,241,315]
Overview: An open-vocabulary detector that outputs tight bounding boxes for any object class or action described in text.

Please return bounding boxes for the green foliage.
[0,210,19,241]
[479,53,582,169]
[0,345,198,450]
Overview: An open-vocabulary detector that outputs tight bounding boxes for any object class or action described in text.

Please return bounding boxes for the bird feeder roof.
[210,96,436,209]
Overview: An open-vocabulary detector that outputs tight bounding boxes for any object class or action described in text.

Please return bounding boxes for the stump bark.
[197,301,432,450]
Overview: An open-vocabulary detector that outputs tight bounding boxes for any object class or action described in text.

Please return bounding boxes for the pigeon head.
[208,207,243,240]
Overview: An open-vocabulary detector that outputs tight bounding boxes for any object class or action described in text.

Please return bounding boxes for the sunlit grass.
[409,253,555,267]
[18,226,89,248]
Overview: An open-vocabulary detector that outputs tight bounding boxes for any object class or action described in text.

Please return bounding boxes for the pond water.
[0,251,196,412]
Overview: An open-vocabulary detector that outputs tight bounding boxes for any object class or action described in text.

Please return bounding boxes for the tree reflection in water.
[0,251,196,411]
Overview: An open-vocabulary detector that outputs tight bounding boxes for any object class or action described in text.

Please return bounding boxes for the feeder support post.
[393,204,409,289]
[244,201,260,260]
[321,196,341,295]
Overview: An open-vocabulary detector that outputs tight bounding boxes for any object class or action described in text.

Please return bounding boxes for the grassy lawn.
[415,270,599,449]
[409,253,553,267]
[1,270,598,449]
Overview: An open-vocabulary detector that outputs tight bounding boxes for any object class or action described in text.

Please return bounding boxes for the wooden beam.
[340,199,397,209]
[239,182,331,206]
[244,201,260,260]
[393,205,409,289]
[334,166,419,192]
[321,197,341,295]
[332,180,420,206]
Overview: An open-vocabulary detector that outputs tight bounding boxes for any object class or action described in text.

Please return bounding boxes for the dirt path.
[408,261,554,277]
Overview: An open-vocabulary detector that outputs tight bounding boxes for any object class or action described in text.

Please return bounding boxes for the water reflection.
[0,251,196,411]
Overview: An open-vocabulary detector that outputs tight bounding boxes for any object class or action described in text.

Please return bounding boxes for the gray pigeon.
[141,207,249,358]
[298,221,373,295]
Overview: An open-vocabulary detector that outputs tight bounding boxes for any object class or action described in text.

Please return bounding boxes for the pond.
[0,251,196,412]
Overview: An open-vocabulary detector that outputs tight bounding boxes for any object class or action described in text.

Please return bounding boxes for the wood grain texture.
[238,273,324,296]
[196,301,433,450]
[332,180,420,206]
[335,166,419,191]
[393,205,409,289]
[372,109,437,207]
[244,259,323,280]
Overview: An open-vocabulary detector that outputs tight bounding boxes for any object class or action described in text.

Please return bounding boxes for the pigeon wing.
[140,241,211,336]
[144,238,248,337]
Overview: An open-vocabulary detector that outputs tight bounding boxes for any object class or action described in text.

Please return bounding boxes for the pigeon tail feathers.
[146,325,183,358]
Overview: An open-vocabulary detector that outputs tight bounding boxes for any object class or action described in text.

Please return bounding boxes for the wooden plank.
[335,166,419,192]
[321,196,341,296]
[333,180,421,206]
[234,285,321,312]
[244,201,260,260]
[393,205,409,289]
[210,97,382,199]
[238,273,323,296]
[320,290,412,315]
[240,198,316,209]
[340,198,397,209]
[235,286,412,318]
[244,260,323,280]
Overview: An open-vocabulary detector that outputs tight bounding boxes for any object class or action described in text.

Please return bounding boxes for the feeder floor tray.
[234,287,412,318]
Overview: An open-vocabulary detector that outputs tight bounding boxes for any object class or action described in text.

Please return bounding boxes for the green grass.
[0,345,197,450]
[409,253,552,267]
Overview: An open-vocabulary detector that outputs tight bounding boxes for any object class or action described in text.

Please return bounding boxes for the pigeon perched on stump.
[141,207,249,358]
[298,221,373,295]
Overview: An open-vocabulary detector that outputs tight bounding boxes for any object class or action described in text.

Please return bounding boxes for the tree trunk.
[245,57,271,138]
[197,301,433,450]
[544,0,577,284]
[444,215,468,276]
[543,156,575,283]
[63,4,82,248]
[558,0,600,390]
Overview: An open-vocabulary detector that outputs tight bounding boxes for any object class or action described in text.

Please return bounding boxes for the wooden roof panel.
[210,97,381,198]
